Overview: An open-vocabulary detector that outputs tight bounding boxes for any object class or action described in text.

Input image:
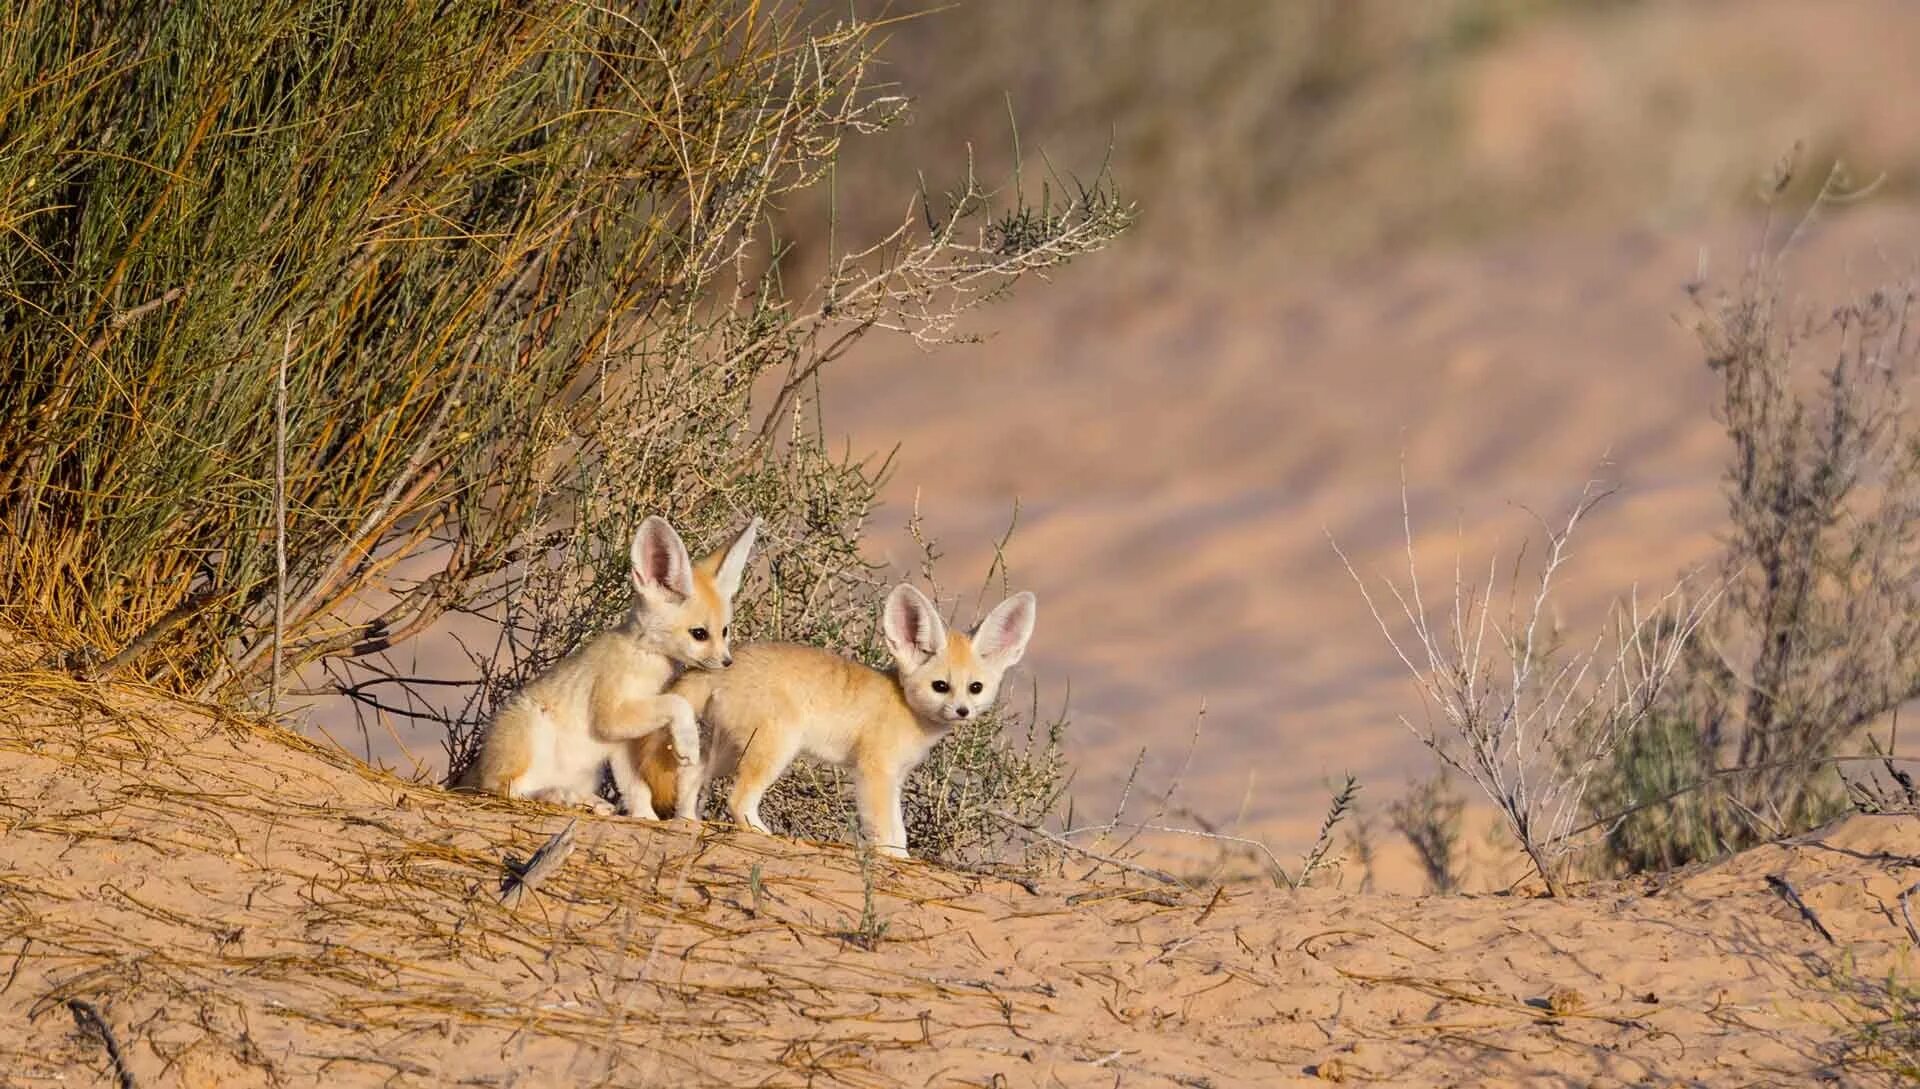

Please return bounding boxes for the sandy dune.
[5,643,1917,1087]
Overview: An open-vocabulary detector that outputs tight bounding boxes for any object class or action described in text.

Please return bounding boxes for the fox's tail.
[637,668,724,818]
[454,696,537,795]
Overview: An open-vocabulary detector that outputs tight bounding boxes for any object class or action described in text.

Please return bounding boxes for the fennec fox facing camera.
[457,515,759,818]
[642,584,1036,858]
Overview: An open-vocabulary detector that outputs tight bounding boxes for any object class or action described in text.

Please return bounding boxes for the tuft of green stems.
[1295,773,1359,887]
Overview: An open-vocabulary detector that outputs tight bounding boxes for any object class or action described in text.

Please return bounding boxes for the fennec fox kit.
[640,584,1036,857]
[457,515,759,818]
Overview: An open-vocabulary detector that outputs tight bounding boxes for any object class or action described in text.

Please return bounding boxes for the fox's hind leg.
[526,786,617,816]
[727,729,803,835]
[459,699,537,796]
[608,744,660,819]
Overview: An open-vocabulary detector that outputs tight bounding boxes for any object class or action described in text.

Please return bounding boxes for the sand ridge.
[3,645,1916,1086]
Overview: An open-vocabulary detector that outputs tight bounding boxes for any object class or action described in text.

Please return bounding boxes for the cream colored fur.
[457,514,758,818]
[645,584,1036,857]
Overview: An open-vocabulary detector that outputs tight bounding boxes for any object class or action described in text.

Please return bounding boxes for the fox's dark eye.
[689,627,710,642]
[931,680,950,694]
[723,626,730,638]
[968,681,984,695]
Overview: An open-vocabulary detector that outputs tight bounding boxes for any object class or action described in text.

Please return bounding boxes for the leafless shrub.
[1335,477,1719,896]
[1584,163,1920,871]
[1388,773,1466,895]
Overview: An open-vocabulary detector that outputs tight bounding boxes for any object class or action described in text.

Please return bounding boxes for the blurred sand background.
[327,0,1920,889]
[798,0,1920,883]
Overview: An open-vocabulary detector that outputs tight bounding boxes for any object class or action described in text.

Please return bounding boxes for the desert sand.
[4,641,1917,1087]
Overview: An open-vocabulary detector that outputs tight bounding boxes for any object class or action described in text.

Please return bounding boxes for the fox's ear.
[972,591,1036,670]
[630,516,695,601]
[705,516,760,599]
[882,584,947,671]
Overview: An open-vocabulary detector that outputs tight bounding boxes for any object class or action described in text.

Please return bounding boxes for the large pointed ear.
[972,591,1036,669]
[882,584,947,671]
[630,516,695,600]
[701,516,760,599]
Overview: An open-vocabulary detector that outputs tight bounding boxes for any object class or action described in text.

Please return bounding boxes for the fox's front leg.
[855,759,909,860]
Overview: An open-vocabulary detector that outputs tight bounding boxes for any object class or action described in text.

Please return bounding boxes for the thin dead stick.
[271,323,290,713]
[500,820,579,909]
[84,286,185,357]
[84,585,216,682]
[988,809,1183,887]
[67,999,136,1089]
[1765,874,1835,944]
[1899,881,1920,948]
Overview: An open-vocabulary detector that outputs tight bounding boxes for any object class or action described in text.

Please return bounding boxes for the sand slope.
[4,646,1916,1087]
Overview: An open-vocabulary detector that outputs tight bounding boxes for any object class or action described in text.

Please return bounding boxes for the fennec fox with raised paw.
[639,584,1036,857]
[457,515,758,818]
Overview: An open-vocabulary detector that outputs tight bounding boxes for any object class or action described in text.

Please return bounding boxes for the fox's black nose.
[955,706,969,718]
[720,655,734,668]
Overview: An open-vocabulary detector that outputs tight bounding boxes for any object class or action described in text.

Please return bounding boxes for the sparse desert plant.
[1825,954,1920,1087]
[1335,478,1719,896]
[1297,774,1361,888]
[1346,805,1381,893]
[1389,772,1467,895]
[1582,165,1920,871]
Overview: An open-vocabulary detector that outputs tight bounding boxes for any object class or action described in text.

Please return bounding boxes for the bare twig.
[988,810,1183,887]
[499,820,579,910]
[67,999,136,1089]
[1766,874,1836,944]
[271,323,290,713]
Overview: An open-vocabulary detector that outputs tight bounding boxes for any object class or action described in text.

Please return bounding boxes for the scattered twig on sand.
[1765,874,1835,943]
[1194,886,1227,926]
[1065,887,1181,908]
[988,809,1184,887]
[499,820,578,909]
[947,861,1042,896]
[67,999,136,1089]
[1898,881,1920,947]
